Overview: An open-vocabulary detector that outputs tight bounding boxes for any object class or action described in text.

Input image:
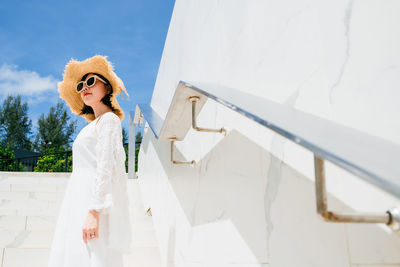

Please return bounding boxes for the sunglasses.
[76,75,108,93]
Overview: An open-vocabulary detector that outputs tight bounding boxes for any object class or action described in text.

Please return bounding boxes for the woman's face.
[79,75,109,106]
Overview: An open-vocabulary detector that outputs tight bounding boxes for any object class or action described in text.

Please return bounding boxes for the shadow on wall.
[138,125,400,266]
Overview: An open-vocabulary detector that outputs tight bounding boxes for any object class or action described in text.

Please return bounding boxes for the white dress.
[48,112,132,267]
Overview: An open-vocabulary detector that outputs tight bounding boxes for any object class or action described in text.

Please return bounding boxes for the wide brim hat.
[58,55,129,122]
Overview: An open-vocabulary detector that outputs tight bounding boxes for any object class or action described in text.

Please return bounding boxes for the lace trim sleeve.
[87,114,121,214]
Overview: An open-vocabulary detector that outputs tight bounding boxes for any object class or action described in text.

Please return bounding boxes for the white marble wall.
[138,0,400,266]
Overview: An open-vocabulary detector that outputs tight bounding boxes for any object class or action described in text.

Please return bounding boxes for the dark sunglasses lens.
[77,83,83,92]
[87,76,95,87]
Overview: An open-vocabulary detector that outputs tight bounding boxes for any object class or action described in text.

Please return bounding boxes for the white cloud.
[0,63,59,96]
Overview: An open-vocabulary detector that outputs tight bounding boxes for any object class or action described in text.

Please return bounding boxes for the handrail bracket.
[137,112,145,128]
[314,155,400,231]
[170,137,196,166]
[189,96,227,136]
[134,105,146,129]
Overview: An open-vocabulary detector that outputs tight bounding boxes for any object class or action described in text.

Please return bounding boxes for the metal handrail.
[133,80,400,231]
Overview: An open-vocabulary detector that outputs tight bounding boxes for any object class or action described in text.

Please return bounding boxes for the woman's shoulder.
[103,111,120,120]
[99,112,121,122]
[95,112,121,128]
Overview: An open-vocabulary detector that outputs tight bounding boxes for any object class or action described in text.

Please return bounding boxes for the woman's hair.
[79,72,116,116]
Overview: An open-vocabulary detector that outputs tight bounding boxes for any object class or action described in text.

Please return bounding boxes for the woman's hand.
[82,210,100,244]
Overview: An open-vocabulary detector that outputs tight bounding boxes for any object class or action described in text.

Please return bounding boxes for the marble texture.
[2,248,50,267]
[346,223,400,264]
[0,216,26,231]
[0,173,163,267]
[26,216,57,231]
[0,184,10,192]
[139,0,400,266]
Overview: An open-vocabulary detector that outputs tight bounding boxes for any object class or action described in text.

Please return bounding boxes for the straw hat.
[58,55,129,122]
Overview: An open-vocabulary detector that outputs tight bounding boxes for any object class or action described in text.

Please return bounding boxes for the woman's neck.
[93,107,112,119]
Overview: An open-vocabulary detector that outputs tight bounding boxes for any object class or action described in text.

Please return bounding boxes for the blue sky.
[0,0,175,140]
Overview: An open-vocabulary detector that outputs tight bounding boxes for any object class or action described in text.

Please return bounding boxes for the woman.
[48,55,132,267]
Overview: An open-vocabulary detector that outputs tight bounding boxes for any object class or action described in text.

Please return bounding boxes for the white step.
[0,173,162,267]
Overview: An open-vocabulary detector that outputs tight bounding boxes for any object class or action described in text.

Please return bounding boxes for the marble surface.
[140,0,400,266]
[0,174,162,267]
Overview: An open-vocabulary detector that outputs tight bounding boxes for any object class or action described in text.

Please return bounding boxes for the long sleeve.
[88,115,121,214]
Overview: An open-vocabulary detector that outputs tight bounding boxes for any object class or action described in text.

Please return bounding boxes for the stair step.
[0,174,162,267]
[1,246,163,267]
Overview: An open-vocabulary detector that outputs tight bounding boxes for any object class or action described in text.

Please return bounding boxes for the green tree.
[135,131,142,172]
[34,146,72,172]
[135,131,142,147]
[0,95,33,150]
[121,128,143,173]
[0,143,23,171]
[33,102,77,152]
[122,126,128,172]
[135,146,139,172]
[122,126,128,146]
